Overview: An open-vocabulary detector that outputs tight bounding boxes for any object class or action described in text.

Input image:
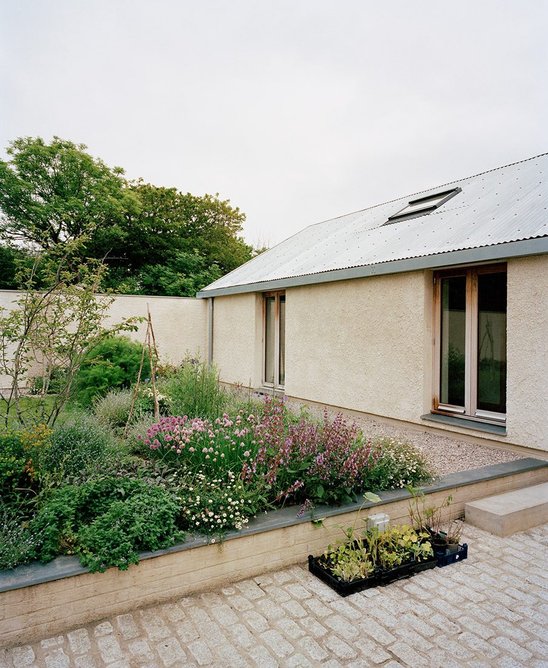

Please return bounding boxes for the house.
[197,154,548,453]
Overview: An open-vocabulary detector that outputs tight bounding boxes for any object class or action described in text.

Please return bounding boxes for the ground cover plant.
[0,360,432,573]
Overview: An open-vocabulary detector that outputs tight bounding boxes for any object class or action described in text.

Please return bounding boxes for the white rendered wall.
[506,255,548,451]
[0,292,207,390]
[212,293,262,387]
[284,272,430,422]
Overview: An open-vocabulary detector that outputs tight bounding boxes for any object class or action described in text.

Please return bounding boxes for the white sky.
[1,1,547,248]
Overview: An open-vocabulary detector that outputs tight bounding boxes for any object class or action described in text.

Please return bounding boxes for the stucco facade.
[208,257,548,453]
[212,293,262,387]
[284,271,431,421]
[506,255,548,451]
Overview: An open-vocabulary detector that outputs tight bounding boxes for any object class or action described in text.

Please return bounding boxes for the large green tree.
[0,137,138,250]
[0,137,254,295]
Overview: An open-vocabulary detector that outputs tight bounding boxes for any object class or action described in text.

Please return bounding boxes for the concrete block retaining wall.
[1,458,546,648]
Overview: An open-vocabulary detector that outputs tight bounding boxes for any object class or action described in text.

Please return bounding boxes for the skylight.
[385,187,461,224]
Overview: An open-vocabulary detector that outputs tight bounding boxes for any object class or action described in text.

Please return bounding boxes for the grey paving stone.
[297,636,329,663]
[97,635,124,664]
[247,645,278,668]
[155,637,187,666]
[9,646,35,668]
[40,637,64,650]
[93,622,113,637]
[388,640,428,666]
[323,634,357,660]
[115,613,140,640]
[492,636,534,662]
[187,640,213,666]
[260,629,294,659]
[43,649,70,668]
[74,656,97,668]
[174,619,200,643]
[127,638,155,662]
[228,623,256,650]
[67,629,91,655]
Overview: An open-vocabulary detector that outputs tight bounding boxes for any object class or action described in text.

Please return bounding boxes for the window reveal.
[264,292,285,388]
[434,266,506,422]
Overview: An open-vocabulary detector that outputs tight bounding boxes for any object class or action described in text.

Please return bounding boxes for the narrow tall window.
[264,292,285,388]
[434,266,506,423]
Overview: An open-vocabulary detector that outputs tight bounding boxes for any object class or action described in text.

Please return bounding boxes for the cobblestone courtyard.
[2,523,547,668]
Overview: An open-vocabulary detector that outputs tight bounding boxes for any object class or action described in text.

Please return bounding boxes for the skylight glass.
[385,187,461,224]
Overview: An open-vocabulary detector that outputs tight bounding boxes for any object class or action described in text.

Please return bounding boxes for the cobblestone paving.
[2,524,547,667]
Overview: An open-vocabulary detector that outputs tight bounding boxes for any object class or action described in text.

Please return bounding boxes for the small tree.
[0,254,139,426]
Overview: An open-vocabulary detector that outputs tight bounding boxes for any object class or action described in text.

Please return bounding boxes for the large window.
[264,292,285,389]
[434,265,507,423]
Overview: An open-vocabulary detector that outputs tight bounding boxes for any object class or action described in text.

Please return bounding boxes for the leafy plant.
[320,523,433,583]
[39,415,117,480]
[0,506,41,570]
[72,336,150,407]
[162,358,228,420]
[407,487,463,550]
[93,388,134,429]
[31,477,184,571]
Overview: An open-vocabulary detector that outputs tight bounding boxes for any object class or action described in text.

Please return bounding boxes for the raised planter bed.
[1,458,546,648]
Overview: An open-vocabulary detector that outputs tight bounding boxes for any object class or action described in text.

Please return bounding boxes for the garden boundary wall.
[0,291,208,391]
[1,458,546,648]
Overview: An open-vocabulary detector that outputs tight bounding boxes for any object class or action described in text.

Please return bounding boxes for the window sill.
[421,412,507,436]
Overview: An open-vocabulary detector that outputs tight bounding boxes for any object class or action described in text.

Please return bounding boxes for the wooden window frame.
[432,263,507,425]
[262,291,285,390]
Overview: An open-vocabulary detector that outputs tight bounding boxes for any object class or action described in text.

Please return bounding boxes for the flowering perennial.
[141,412,258,474]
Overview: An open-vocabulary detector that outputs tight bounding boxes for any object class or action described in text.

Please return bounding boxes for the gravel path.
[287,400,522,478]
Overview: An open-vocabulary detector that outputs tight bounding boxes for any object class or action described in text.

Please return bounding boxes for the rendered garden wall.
[0,291,207,391]
[1,459,546,648]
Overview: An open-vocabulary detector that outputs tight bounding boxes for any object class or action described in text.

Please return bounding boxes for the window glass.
[279,295,286,386]
[264,296,275,385]
[477,272,507,413]
[440,276,466,406]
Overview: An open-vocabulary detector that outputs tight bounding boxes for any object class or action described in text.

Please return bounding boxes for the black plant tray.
[434,542,468,567]
[308,554,437,597]
[308,555,378,597]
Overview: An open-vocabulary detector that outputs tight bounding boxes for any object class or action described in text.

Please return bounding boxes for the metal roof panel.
[200,154,548,295]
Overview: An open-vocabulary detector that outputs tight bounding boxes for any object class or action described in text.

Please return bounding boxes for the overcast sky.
[1,1,547,248]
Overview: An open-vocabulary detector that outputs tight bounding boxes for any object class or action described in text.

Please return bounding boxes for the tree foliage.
[0,137,255,296]
[0,136,137,250]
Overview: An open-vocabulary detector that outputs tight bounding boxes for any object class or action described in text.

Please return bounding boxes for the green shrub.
[40,415,117,480]
[0,426,50,497]
[0,432,28,494]
[163,359,227,420]
[0,506,40,570]
[72,336,150,407]
[28,366,67,395]
[31,478,184,571]
[93,388,134,430]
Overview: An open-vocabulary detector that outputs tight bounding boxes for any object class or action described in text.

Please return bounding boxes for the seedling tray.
[308,555,378,597]
[308,554,438,597]
[435,542,468,567]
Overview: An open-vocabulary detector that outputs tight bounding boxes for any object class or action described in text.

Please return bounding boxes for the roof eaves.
[196,236,548,298]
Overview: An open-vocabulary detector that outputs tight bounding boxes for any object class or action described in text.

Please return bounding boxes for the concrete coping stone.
[0,456,546,594]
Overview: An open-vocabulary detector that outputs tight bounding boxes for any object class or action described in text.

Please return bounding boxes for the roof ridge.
[307,151,548,229]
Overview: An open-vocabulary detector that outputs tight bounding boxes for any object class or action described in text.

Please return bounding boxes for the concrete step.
[465,482,548,537]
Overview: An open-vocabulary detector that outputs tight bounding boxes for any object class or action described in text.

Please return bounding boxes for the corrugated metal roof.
[199,153,548,297]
